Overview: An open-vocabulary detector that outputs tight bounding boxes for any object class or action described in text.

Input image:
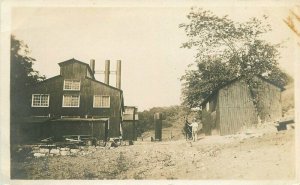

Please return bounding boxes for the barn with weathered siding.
[20,58,124,141]
[200,75,283,136]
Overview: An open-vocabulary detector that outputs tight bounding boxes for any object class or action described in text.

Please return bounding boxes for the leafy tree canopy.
[11,35,45,117]
[137,105,201,138]
[180,8,290,108]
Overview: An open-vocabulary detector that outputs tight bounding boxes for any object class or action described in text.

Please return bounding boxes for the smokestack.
[116,60,121,89]
[104,60,110,85]
[90,59,95,74]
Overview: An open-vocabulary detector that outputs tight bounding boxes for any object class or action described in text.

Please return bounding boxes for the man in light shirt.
[190,118,199,142]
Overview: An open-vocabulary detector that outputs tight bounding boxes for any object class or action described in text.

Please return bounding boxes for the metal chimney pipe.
[90,59,95,74]
[104,60,110,85]
[116,60,121,89]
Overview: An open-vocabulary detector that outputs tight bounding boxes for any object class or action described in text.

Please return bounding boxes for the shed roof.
[23,116,51,123]
[22,117,110,123]
[50,118,109,122]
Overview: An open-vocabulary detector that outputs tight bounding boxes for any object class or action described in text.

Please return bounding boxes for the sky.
[11,4,297,111]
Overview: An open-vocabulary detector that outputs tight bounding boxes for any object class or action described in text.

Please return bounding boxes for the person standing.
[184,117,192,140]
[190,118,199,142]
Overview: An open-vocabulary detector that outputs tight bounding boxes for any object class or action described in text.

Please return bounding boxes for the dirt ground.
[11,127,295,180]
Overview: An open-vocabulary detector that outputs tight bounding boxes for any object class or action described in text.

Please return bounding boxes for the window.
[63,95,80,107]
[32,94,50,107]
[93,95,110,108]
[63,80,80,90]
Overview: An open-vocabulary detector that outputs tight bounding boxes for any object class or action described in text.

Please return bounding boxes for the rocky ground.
[11,125,295,180]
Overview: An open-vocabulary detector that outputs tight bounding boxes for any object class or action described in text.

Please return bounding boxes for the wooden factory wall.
[17,120,108,142]
[28,61,123,137]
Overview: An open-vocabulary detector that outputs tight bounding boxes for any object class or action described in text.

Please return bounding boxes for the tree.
[180,8,289,108]
[11,35,45,118]
[137,105,197,138]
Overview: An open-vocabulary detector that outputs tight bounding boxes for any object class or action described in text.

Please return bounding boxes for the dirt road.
[11,129,295,180]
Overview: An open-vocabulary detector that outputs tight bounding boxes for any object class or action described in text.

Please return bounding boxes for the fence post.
[154,113,162,141]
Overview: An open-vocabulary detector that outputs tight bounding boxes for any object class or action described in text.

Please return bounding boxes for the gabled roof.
[85,76,123,92]
[31,75,62,87]
[34,58,123,92]
[29,58,125,112]
[200,75,284,106]
[58,58,89,67]
[58,58,95,80]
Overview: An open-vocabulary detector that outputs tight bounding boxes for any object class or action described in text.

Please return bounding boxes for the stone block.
[50,149,60,155]
[60,147,70,151]
[70,149,79,153]
[34,153,45,157]
[60,150,70,156]
[31,150,40,154]
[39,148,50,154]
[32,146,40,151]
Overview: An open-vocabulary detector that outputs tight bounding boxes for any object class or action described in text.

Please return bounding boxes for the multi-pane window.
[93,95,110,108]
[63,80,80,90]
[32,94,50,107]
[63,95,80,107]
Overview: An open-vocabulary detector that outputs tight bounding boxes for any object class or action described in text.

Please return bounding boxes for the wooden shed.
[122,106,138,141]
[22,58,124,141]
[200,75,283,136]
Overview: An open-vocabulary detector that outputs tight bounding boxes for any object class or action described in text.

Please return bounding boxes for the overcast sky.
[11,5,297,111]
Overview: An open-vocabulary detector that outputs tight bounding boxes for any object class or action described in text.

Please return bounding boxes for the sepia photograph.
[0,0,299,184]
